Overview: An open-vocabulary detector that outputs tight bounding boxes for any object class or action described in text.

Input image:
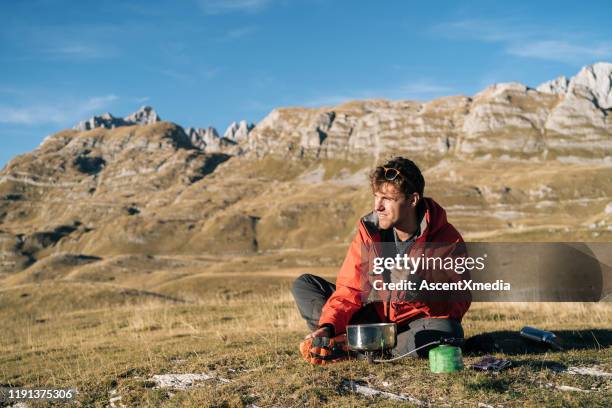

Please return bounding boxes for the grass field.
[0,255,611,407]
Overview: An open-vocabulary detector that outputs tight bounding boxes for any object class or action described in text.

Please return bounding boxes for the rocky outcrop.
[536,76,570,95]
[73,106,160,131]
[536,63,612,109]
[185,127,222,150]
[124,106,161,126]
[538,63,612,158]
[568,62,612,109]
[224,121,255,143]
[184,125,253,155]
[184,121,254,154]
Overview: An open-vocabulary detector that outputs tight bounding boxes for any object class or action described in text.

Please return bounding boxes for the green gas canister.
[428,345,464,373]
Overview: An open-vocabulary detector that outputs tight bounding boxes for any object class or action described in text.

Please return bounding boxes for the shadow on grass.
[510,360,568,372]
[463,329,612,355]
[465,377,513,393]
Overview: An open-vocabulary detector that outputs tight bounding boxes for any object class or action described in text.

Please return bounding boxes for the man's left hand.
[299,333,349,365]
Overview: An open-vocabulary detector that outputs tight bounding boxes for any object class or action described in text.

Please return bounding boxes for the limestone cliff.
[246,62,611,162]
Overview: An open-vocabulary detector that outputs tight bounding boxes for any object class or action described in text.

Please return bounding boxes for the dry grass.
[0,256,610,407]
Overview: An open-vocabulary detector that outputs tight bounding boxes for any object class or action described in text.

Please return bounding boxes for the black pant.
[291,273,464,358]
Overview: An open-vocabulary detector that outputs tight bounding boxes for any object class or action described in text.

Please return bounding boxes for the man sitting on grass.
[292,157,471,364]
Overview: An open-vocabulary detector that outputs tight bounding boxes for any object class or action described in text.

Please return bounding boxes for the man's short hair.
[370,157,425,198]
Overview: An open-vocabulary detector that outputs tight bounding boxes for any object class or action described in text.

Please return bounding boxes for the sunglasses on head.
[381,166,403,181]
[379,166,419,197]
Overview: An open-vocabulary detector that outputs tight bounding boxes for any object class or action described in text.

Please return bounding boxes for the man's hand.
[304,326,331,340]
[299,329,349,365]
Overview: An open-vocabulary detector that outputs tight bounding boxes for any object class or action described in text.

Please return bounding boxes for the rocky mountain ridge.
[74,106,255,155]
[0,62,610,276]
[245,62,611,161]
[68,62,611,162]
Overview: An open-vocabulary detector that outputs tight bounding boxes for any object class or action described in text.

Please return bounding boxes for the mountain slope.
[0,63,610,275]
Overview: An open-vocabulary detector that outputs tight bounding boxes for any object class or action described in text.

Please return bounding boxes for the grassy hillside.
[0,255,610,406]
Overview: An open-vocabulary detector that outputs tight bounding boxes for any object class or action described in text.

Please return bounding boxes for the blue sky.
[1,0,611,169]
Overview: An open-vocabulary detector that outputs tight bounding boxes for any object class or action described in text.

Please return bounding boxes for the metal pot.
[346,323,397,352]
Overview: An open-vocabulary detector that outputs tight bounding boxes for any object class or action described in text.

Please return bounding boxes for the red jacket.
[318,197,471,334]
